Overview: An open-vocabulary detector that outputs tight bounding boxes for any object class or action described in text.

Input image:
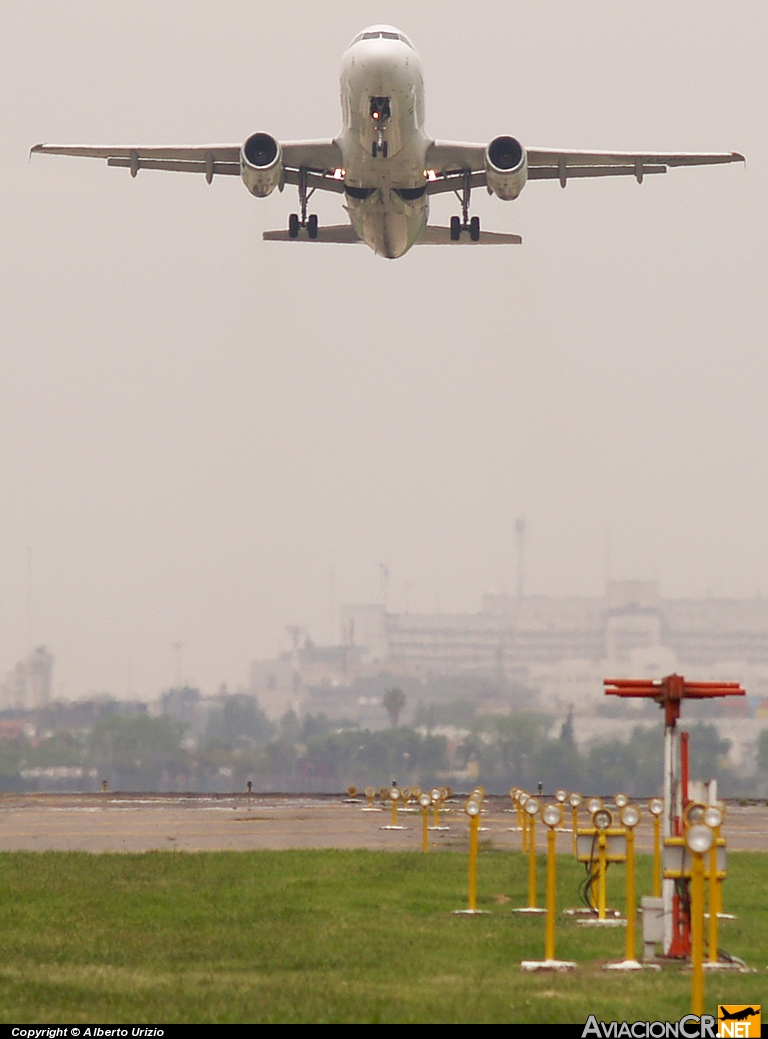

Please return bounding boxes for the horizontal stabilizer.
[263,225,361,243]
[418,226,522,244]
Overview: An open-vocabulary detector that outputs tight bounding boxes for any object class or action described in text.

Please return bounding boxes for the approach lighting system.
[525,797,540,816]
[555,789,567,803]
[465,799,481,817]
[614,793,629,809]
[419,792,431,809]
[587,797,604,815]
[619,805,640,829]
[568,792,582,808]
[648,798,664,817]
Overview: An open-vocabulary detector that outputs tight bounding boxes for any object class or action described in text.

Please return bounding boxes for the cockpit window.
[352,31,414,49]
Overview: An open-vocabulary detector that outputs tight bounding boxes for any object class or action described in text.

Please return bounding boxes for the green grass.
[0,850,764,1023]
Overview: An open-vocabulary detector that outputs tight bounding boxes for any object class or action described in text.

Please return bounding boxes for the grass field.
[0,849,764,1023]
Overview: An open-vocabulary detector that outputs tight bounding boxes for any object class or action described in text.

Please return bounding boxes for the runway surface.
[0,793,764,853]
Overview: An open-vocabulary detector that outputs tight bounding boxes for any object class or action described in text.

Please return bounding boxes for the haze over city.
[1,2,766,702]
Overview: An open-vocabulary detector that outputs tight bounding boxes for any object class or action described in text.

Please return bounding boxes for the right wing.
[30,139,346,192]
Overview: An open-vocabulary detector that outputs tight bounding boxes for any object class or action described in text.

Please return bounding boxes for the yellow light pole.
[431,787,441,828]
[518,791,530,854]
[703,804,724,964]
[514,797,546,914]
[686,824,714,1017]
[520,804,576,972]
[419,791,431,853]
[604,805,659,970]
[544,804,561,960]
[527,797,539,909]
[390,786,400,826]
[648,798,664,898]
[453,795,490,915]
[569,792,582,856]
[592,807,613,921]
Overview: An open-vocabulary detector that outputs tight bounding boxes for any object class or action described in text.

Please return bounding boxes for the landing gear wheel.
[307,214,318,240]
[381,141,388,159]
[372,142,378,158]
[450,215,461,241]
[470,216,480,242]
[288,213,300,239]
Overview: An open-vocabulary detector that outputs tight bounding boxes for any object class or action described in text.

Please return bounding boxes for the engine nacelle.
[240,132,283,197]
[484,136,528,200]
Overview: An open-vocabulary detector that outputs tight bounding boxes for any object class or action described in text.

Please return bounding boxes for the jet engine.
[240,132,283,197]
[484,136,528,200]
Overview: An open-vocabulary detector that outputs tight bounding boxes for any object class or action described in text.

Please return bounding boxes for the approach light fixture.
[686,824,715,856]
[703,805,723,830]
[684,802,706,826]
[542,803,563,828]
[619,805,640,829]
[593,808,613,831]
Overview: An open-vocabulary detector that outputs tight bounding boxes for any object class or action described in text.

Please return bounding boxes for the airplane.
[31,24,744,260]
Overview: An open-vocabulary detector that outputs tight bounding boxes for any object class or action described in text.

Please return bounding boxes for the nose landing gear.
[370,96,390,160]
[288,167,319,239]
[450,171,481,241]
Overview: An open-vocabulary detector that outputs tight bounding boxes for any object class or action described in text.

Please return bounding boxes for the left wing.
[424,141,744,192]
[30,139,346,191]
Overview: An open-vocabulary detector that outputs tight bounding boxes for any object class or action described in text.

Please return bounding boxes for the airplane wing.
[425,141,744,191]
[30,139,345,190]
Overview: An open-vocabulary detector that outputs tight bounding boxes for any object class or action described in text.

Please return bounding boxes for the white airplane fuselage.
[338,27,430,258]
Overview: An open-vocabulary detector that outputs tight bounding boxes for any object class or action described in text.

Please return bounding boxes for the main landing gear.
[288,167,319,239]
[450,171,481,241]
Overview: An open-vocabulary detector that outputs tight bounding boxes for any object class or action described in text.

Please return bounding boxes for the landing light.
[587,797,604,815]
[568,792,582,808]
[524,797,540,817]
[614,793,629,809]
[555,789,567,803]
[648,797,664,817]
[465,799,481,817]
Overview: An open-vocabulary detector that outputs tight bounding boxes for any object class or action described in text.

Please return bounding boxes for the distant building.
[337,581,768,708]
[0,646,54,711]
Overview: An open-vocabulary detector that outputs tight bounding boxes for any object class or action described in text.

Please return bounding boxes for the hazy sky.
[1,2,766,700]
